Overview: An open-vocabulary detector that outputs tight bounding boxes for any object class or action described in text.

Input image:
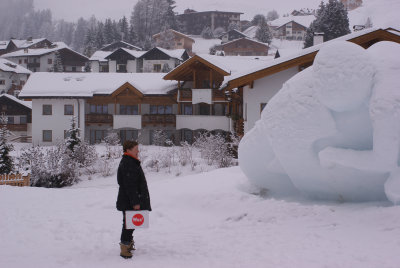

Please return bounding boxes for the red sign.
[132,214,144,226]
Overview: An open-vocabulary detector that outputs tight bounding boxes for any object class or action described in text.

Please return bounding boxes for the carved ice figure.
[239,41,400,202]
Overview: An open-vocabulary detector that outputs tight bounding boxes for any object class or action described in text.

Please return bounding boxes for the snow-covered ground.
[1,144,400,268]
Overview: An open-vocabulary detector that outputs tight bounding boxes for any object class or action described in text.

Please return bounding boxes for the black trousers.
[121,211,134,244]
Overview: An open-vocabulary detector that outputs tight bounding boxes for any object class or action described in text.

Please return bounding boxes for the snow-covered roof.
[118,48,146,58]
[11,38,48,49]
[1,42,68,57]
[146,47,187,60]
[242,26,258,39]
[153,29,195,42]
[89,50,112,62]
[0,58,32,74]
[0,93,32,109]
[222,27,394,88]
[269,15,315,29]
[218,37,269,48]
[0,41,10,50]
[100,41,142,51]
[19,73,178,98]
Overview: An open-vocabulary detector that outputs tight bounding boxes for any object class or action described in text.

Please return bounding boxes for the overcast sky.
[34,0,323,21]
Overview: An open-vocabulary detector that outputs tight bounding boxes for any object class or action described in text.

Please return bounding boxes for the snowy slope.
[1,157,400,267]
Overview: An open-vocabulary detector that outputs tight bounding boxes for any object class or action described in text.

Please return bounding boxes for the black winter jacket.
[116,154,151,211]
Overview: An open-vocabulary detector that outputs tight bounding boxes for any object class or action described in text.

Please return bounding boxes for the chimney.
[313,32,324,46]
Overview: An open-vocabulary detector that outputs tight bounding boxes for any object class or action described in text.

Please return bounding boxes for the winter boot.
[128,240,136,251]
[120,243,133,259]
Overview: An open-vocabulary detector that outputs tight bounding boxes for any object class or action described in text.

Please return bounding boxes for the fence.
[0,174,30,187]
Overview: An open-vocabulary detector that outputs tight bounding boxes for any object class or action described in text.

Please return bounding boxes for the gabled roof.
[100,40,142,51]
[242,26,259,39]
[140,47,188,61]
[0,94,32,109]
[269,15,315,29]
[105,48,146,60]
[217,37,269,49]
[163,54,272,82]
[153,29,195,43]
[1,42,88,61]
[0,41,10,50]
[19,73,178,98]
[0,58,31,74]
[220,29,248,39]
[11,38,50,49]
[223,27,400,90]
[89,50,113,62]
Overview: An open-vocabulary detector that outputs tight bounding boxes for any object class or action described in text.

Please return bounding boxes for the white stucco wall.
[176,115,231,131]
[109,60,117,73]
[113,115,141,129]
[243,66,299,133]
[90,61,100,72]
[143,59,176,73]
[127,60,137,73]
[32,98,86,145]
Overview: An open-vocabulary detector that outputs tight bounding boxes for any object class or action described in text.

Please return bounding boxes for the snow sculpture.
[239,41,400,203]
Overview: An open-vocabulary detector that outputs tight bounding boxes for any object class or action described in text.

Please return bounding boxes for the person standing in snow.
[116,140,151,259]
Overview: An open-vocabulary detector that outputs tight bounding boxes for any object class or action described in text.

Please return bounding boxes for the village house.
[269,15,315,40]
[177,9,243,35]
[0,38,53,56]
[215,37,269,56]
[0,58,31,96]
[1,42,88,72]
[19,70,236,145]
[219,29,247,44]
[0,93,32,141]
[140,47,189,73]
[89,46,189,74]
[152,29,195,54]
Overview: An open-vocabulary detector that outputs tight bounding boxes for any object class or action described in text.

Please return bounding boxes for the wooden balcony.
[85,114,113,125]
[6,124,27,132]
[142,114,176,127]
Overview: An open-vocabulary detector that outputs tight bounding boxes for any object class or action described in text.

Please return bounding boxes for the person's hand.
[133,204,140,210]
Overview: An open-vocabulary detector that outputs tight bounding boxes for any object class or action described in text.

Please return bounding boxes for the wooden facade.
[215,38,269,56]
[0,94,31,136]
[276,21,308,40]
[178,10,243,35]
[153,30,195,53]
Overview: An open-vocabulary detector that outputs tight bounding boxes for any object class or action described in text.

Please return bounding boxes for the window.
[177,42,182,46]
[7,117,14,124]
[213,103,226,116]
[43,130,52,142]
[0,80,5,85]
[43,104,52,115]
[182,104,192,115]
[199,103,210,115]
[20,116,27,124]
[120,129,138,144]
[19,59,22,64]
[64,104,73,115]
[120,105,139,115]
[260,103,267,113]
[90,104,108,114]
[48,58,53,64]
[153,64,161,72]
[90,130,107,144]
[1,105,6,111]
[150,105,172,115]
[24,59,27,64]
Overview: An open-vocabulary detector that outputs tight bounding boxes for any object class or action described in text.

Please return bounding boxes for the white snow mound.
[239,40,400,203]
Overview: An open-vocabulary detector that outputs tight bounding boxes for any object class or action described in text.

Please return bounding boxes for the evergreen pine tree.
[228,22,239,31]
[157,28,176,49]
[83,26,97,57]
[304,0,350,48]
[65,116,81,153]
[165,0,178,30]
[0,114,13,174]
[201,26,214,39]
[255,19,272,44]
[51,50,63,72]
[119,16,129,41]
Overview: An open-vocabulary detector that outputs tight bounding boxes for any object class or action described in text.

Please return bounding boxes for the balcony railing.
[142,114,176,127]
[5,124,27,132]
[85,114,113,125]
